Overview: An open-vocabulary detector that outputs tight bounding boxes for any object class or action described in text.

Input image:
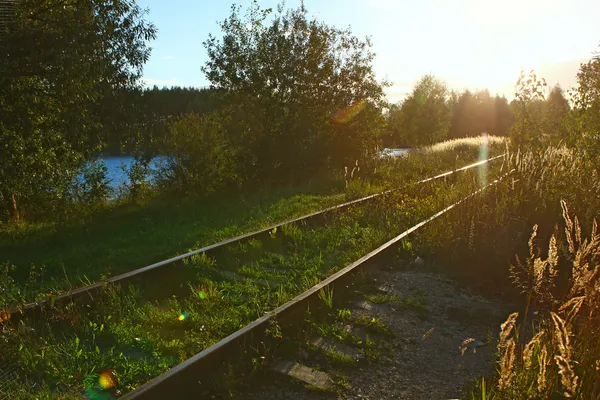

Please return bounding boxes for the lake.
[101,156,165,190]
[101,149,410,190]
[379,148,410,158]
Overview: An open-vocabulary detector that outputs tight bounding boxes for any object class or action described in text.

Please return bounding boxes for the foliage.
[159,112,238,194]
[407,143,600,398]
[509,70,547,148]
[449,90,514,139]
[73,160,114,208]
[203,1,387,183]
[120,156,153,203]
[0,0,156,221]
[543,85,571,146]
[125,86,228,157]
[484,203,600,399]
[570,50,600,160]
[0,145,500,305]
[388,75,451,146]
[0,153,495,397]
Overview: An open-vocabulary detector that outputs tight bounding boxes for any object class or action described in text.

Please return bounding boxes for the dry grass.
[488,201,600,399]
[421,135,506,154]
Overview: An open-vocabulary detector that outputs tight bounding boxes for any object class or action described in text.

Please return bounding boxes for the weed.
[318,286,334,309]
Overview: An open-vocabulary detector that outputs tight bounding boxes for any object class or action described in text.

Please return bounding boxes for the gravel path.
[245,264,514,400]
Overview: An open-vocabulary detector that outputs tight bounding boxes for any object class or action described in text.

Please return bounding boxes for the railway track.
[7,154,505,321]
[122,169,515,399]
[0,155,510,399]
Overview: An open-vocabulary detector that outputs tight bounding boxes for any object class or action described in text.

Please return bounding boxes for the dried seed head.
[499,312,519,349]
[538,345,549,393]
[498,338,516,389]
[460,338,475,356]
[529,224,539,260]
[555,355,579,397]
[551,312,571,359]
[547,234,559,280]
[523,330,545,369]
[559,296,585,327]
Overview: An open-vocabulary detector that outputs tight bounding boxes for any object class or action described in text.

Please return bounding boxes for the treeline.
[382,74,579,150]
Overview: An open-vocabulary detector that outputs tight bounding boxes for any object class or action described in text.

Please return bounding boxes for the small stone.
[300,349,309,361]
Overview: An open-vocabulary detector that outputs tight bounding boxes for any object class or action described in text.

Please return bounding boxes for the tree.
[494,95,514,137]
[0,0,156,220]
[570,50,600,159]
[202,1,386,183]
[393,75,451,146]
[544,85,570,146]
[449,90,513,139]
[509,70,547,148]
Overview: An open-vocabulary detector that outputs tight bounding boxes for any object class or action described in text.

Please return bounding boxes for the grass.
[0,156,507,398]
[403,144,600,399]
[0,185,344,296]
[421,135,506,154]
[0,142,504,306]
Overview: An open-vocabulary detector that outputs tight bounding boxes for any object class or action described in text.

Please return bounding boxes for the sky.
[137,0,600,103]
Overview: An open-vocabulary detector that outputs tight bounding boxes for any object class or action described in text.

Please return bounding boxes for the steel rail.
[7,154,505,318]
[124,169,515,399]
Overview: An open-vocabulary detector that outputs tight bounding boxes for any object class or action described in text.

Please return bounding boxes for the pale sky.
[137,0,600,103]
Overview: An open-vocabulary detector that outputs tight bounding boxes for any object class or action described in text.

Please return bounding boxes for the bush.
[120,157,154,203]
[72,160,113,208]
[158,112,238,194]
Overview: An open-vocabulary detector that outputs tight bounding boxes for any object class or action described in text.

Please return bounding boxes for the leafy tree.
[543,85,570,146]
[383,103,405,147]
[494,95,514,137]
[449,90,476,139]
[570,50,600,159]
[0,0,156,220]
[129,86,227,157]
[392,75,451,146]
[509,70,547,148]
[202,1,386,183]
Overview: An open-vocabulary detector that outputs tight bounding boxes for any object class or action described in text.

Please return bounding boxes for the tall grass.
[409,144,599,398]
[421,135,506,154]
[479,202,600,399]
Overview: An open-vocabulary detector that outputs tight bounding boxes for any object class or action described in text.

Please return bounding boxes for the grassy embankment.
[0,138,504,305]
[0,139,505,398]
[407,145,600,399]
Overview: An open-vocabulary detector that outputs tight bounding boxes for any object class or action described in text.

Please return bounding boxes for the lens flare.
[332,99,366,124]
[478,133,489,187]
[177,313,187,321]
[98,369,117,390]
[198,291,207,300]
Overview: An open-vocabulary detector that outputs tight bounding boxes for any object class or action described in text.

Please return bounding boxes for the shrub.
[158,112,238,195]
[72,160,113,208]
[120,157,153,203]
